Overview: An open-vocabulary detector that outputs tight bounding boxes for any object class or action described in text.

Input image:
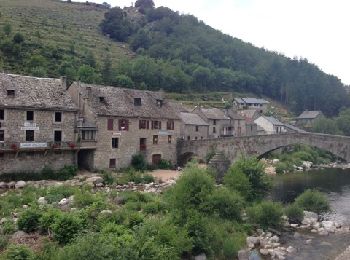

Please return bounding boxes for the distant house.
[234,98,269,112]
[254,116,286,135]
[179,112,209,141]
[296,111,323,129]
[238,109,260,136]
[193,107,232,138]
[225,109,246,136]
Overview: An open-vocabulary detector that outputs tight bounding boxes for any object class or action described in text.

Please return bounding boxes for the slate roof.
[225,109,245,120]
[265,116,285,126]
[283,123,307,133]
[75,83,179,120]
[200,108,229,120]
[0,73,77,111]
[179,112,209,126]
[235,97,269,105]
[168,101,190,113]
[297,111,323,120]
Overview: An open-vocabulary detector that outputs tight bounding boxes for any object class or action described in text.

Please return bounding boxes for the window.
[156,99,163,107]
[201,136,203,140]
[26,130,34,142]
[134,98,141,106]
[54,112,62,122]
[7,90,15,97]
[99,96,105,103]
[109,159,116,168]
[107,118,113,131]
[195,126,199,132]
[139,120,149,129]
[54,130,62,142]
[213,119,217,125]
[168,135,172,144]
[187,136,190,141]
[82,130,96,141]
[167,120,174,130]
[0,130,4,141]
[119,119,129,131]
[112,138,119,149]
[0,110,4,120]
[140,138,147,151]
[152,121,161,130]
[153,135,158,145]
[26,111,34,121]
[213,127,216,134]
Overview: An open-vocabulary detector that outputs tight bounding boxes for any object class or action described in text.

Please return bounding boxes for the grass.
[0,0,132,70]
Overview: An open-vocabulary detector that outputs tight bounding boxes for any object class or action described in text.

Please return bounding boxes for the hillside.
[0,0,349,116]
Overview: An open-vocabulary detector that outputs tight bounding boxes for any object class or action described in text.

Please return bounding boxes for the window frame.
[152,121,161,130]
[153,135,158,145]
[139,120,149,130]
[119,119,129,131]
[168,135,172,144]
[134,98,142,106]
[26,111,34,121]
[195,125,199,132]
[109,159,116,168]
[107,118,114,131]
[26,130,35,142]
[54,130,62,142]
[0,109,4,121]
[54,112,62,123]
[0,130,4,142]
[112,138,119,149]
[166,120,174,130]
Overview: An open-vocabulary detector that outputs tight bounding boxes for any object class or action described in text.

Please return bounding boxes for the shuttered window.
[107,119,113,130]
[119,119,129,131]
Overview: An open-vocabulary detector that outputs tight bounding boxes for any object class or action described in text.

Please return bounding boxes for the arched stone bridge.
[176,133,350,165]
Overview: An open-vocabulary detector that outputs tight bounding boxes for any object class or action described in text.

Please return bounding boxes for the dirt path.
[148,170,181,182]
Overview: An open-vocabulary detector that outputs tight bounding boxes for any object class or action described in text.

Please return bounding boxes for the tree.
[13,33,25,44]
[78,65,100,84]
[115,75,134,88]
[135,0,155,9]
[311,117,339,135]
[101,55,113,84]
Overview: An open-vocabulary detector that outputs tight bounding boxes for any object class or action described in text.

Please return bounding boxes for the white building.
[254,116,286,135]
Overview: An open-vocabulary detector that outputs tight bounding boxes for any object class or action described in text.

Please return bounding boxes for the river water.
[270,168,350,259]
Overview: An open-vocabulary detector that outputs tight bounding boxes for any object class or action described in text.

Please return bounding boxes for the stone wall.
[93,116,181,170]
[181,124,209,141]
[0,150,76,174]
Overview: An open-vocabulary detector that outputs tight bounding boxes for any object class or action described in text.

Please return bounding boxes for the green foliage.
[206,187,244,220]
[295,189,330,214]
[57,165,78,180]
[311,117,340,135]
[131,153,147,171]
[114,75,134,88]
[205,149,216,164]
[17,209,42,233]
[225,157,271,200]
[1,220,16,235]
[101,171,115,185]
[13,33,24,44]
[39,208,62,234]
[285,203,304,224]
[246,201,283,229]
[3,244,34,260]
[52,213,83,244]
[224,169,252,200]
[117,169,155,184]
[157,159,173,170]
[45,185,77,204]
[3,23,12,36]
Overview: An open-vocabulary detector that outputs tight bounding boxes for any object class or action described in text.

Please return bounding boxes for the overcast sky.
[78,0,350,84]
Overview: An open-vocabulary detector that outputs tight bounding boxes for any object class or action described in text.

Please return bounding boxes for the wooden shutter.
[107,118,113,130]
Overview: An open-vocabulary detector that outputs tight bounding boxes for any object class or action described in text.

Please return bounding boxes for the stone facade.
[0,73,78,174]
[178,112,209,141]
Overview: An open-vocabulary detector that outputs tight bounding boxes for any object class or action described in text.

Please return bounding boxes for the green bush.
[3,244,34,260]
[207,187,244,220]
[39,208,62,234]
[57,165,78,180]
[285,203,304,224]
[45,186,77,204]
[157,159,173,169]
[246,201,283,229]
[205,149,216,163]
[275,161,294,174]
[17,208,42,233]
[1,219,16,235]
[223,169,252,200]
[52,213,83,244]
[101,171,115,185]
[295,189,330,214]
[131,153,147,171]
[41,166,56,180]
[0,236,9,251]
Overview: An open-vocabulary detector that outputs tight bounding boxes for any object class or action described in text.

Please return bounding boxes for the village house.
[296,110,323,129]
[193,107,232,138]
[238,109,260,136]
[178,112,209,141]
[234,97,269,112]
[0,74,78,174]
[68,82,181,170]
[254,116,286,135]
[225,109,246,136]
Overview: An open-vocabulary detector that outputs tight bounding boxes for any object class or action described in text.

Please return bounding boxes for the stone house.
[238,109,260,136]
[254,116,286,135]
[193,107,232,138]
[0,74,78,174]
[296,111,324,129]
[225,109,246,136]
[68,82,181,170]
[234,97,269,112]
[178,112,209,140]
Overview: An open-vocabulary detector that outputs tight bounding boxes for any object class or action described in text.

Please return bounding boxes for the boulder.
[58,198,69,206]
[15,181,26,189]
[260,249,269,256]
[100,210,113,215]
[237,249,249,260]
[86,176,104,186]
[194,254,206,260]
[246,236,260,246]
[0,182,7,189]
[7,181,16,189]
[38,197,47,205]
[304,211,318,219]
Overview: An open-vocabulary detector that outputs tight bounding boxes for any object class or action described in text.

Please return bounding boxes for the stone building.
[178,112,209,141]
[68,82,181,170]
[238,109,260,136]
[254,116,286,135]
[296,110,324,129]
[234,97,269,112]
[0,74,78,174]
[193,107,232,138]
[225,109,246,136]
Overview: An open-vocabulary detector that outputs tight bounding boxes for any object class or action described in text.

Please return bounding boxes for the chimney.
[61,76,67,90]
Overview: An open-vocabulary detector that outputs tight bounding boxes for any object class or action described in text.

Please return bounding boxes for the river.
[270,168,350,259]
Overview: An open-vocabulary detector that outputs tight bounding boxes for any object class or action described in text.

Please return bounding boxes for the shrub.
[57,165,78,180]
[157,159,173,169]
[52,213,83,244]
[101,171,115,185]
[207,187,244,220]
[285,203,304,224]
[17,208,42,233]
[275,161,293,174]
[39,208,62,234]
[45,186,77,204]
[41,166,55,180]
[246,201,283,229]
[223,169,252,200]
[205,149,216,163]
[1,219,16,235]
[225,157,271,201]
[142,174,155,184]
[0,236,9,251]
[295,189,330,214]
[131,153,147,171]
[3,244,34,260]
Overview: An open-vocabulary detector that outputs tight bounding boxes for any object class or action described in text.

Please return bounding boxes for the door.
[152,154,162,165]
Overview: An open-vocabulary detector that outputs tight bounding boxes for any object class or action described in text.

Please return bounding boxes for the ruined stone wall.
[93,116,181,170]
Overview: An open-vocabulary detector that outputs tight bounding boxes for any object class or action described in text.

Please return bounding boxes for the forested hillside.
[0,0,349,116]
